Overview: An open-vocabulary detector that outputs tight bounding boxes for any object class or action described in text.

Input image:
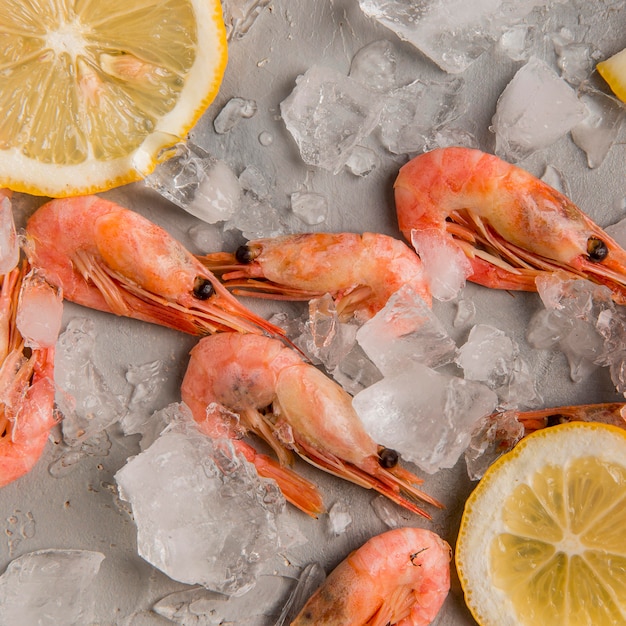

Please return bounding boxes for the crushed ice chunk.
[290,191,328,225]
[454,299,476,327]
[464,410,525,480]
[345,145,380,177]
[0,549,104,626]
[554,40,595,86]
[222,0,271,40]
[55,318,125,446]
[275,563,326,626]
[115,404,285,595]
[371,495,408,529]
[571,88,625,169]
[358,0,558,74]
[213,98,258,134]
[356,284,458,376]
[379,78,465,155]
[16,269,63,349]
[491,56,588,162]
[280,65,384,173]
[540,164,570,196]
[145,143,242,223]
[153,574,293,625]
[349,39,398,93]
[498,24,536,62]
[0,196,18,274]
[331,341,383,396]
[352,363,498,474]
[410,228,473,301]
[327,501,352,536]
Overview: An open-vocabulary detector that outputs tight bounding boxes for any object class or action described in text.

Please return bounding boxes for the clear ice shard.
[115,404,285,596]
[352,363,498,473]
[349,39,399,93]
[492,56,587,161]
[221,0,271,40]
[275,563,327,626]
[357,0,560,74]
[356,284,457,376]
[280,65,384,173]
[0,549,104,626]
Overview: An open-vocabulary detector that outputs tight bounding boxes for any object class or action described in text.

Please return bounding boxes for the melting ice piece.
[280,65,384,173]
[153,574,293,625]
[16,269,63,349]
[0,549,104,626]
[492,56,588,161]
[327,501,352,536]
[349,39,399,93]
[379,78,465,155]
[464,410,525,480]
[553,33,594,86]
[115,404,285,596]
[345,145,380,177]
[214,97,258,134]
[55,317,125,446]
[356,283,457,376]
[498,24,536,62]
[371,494,409,529]
[358,0,557,74]
[290,191,328,225]
[222,0,271,40]
[352,363,498,474]
[145,142,242,223]
[0,196,18,274]
[275,563,327,626]
[454,299,476,327]
[571,88,625,169]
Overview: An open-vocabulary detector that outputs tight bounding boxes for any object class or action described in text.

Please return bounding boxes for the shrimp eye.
[546,413,567,427]
[193,276,214,300]
[235,245,255,264]
[378,447,399,468]
[587,237,608,262]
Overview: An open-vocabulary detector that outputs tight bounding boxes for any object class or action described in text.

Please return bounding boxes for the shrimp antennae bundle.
[24,196,283,337]
[198,232,431,322]
[394,147,626,303]
[181,333,442,519]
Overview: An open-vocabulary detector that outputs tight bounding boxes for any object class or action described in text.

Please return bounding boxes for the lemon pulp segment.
[597,47,626,103]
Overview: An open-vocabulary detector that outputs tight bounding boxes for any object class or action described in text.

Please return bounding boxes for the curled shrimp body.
[24,196,282,337]
[181,333,442,519]
[394,147,626,302]
[292,527,451,626]
[198,232,431,321]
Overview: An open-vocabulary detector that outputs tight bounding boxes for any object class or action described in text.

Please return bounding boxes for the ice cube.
[571,88,625,169]
[491,56,588,161]
[0,196,18,274]
[349,39,399,93]
[327,501,352,536]
[331,341,384,395]
[290,191,328,225]
[554,38,594,86]
[280,65,384,173]
[498,24,536,62]
[358,0,556,74]
[115,405,285,595]
[454,299,477,327]
[145,142,242,223]
[0,549,104,626]
[379,78,465,155]
[213,97,258,134]
[345,145,380,177]
[356,283,458,376]
[352,363,498,473]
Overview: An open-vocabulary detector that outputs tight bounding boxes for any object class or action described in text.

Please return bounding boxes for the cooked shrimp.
[24,195,282,336]
[181,333,442,519]
[394,147,626,303]
[291,527,451,626]
[198,232,431,321]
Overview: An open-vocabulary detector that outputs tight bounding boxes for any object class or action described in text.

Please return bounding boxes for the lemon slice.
[456,422,626,626]
[0,0,227,197]
[597,47,626,103]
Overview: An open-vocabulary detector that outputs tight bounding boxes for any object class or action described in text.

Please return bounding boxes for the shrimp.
[394,147,626,303]
[181,332,442,519]
[291,527,451,626]
[198,232,431,322]
[24,195,282,337]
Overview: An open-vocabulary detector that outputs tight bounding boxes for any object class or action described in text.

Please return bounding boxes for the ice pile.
[0,549,104,626]
[491,56,588,162]
[145,142,242,224]
[115,404,285,596]
[358,0,562,74]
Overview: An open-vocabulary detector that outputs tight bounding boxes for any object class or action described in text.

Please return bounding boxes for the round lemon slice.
[597,47,626,104]
[456,422,626,626]
[0,0,227,197]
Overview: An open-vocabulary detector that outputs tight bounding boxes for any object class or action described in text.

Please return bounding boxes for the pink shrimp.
[291,527,451,626]
[24,195,283,336]
[198,232,431,321]
[394,147,626,303]
[181,332,442,519]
